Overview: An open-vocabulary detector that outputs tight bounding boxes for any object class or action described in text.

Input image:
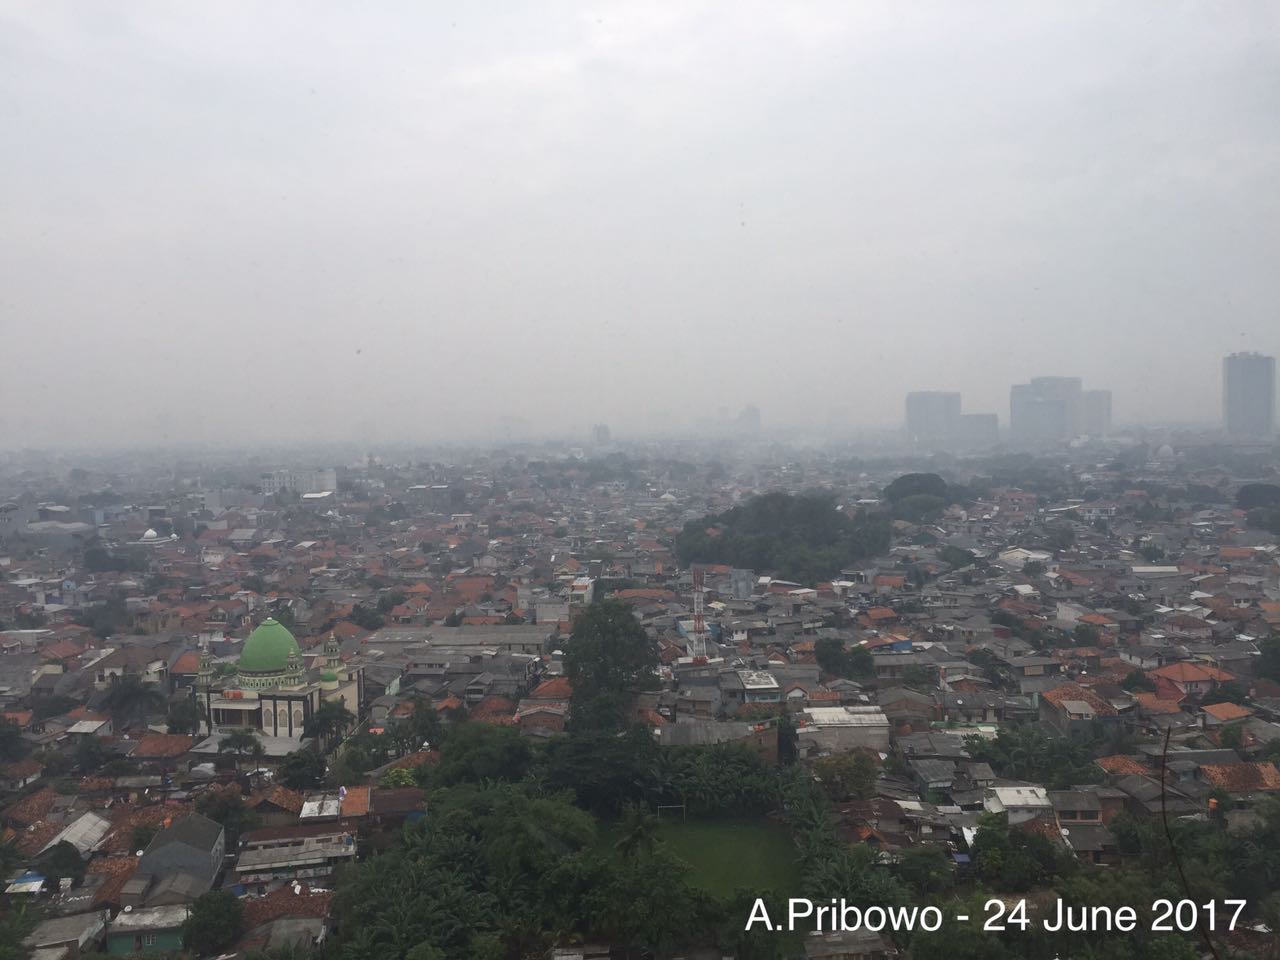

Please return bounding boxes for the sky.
[2,1,1279,448]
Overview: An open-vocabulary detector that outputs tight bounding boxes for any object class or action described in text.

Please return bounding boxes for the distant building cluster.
[1010,377,1111,444]
[905,351,1278,448]
[904,392,999,453]
[1223,352,1275,439]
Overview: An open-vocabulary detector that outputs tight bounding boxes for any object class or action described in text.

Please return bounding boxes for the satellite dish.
[124,905,133,912]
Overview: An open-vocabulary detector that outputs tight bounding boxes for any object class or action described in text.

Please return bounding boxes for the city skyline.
[4,3,1280,448]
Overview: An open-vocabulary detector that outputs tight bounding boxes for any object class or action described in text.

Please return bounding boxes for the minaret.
[321,633,341,694]
[197,644,214,735]
[285,647,303,685]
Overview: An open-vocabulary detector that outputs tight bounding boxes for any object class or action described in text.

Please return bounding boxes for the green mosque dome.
[320,670,338,682]
[239,618,301,675]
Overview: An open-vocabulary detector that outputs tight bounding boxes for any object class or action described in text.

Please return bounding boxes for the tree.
[76,735,107,773]
[1073,622,1101,645]
[377,590,407,614]
[1122,670,1156,692]
[102,675,166,726]
[196,785,259,846]
[940,544,974,569]
[280,749,327,789]
[167,698,203,734]
[675,492,891,584]
[218,728,263,772]
[131,823,160,852]
[564,600,658,731]
[894,844,954,897]
[813,752,878,801]
[1203,681,1249,706]
[432,723,532,787]
[883,473,948,504]
[0,719,25,762]
[349,604,385,631]
[379,767,416,788]
[184,889,244,955]
[613,801,658,861]
[1220,724,1245,751]
[901,664,938,689]
[1238,483,1280,510]
[815,636,849,677]
[304,700,356,751]
[893,494,947,523]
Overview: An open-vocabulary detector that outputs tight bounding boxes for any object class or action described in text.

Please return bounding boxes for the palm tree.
[613,801,658,861]
[102,675,166,728]
[303,700,355,752]
[218,728,262,772]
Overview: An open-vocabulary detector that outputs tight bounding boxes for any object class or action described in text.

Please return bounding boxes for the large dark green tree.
[675,492,891,584]
[183,890,244,955]
[102,675,166,726]
[564,600,657,730]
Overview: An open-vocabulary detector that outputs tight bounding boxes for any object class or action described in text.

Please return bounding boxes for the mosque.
[198,618,363,740]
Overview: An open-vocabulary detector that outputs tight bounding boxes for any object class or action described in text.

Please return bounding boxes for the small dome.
[142,528,159,541]
[239,618,301,675]
[1156,444,1175,459]
[320,670,338,683]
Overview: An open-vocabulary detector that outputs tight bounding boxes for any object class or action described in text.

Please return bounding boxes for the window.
[144,934,158,946]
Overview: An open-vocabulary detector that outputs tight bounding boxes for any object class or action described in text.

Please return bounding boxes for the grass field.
[604,816,799,897]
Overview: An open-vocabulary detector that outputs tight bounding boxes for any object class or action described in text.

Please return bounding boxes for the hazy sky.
[3,2,1278,447]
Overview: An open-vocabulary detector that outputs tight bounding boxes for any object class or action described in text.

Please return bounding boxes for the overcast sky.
[3,2,1278,448]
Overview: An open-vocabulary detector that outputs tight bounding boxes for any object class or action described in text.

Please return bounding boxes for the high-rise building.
[1009,377,1083,442]
[1080,390,1112,437]
[1223,352,1275,438]
[905,392,961,449]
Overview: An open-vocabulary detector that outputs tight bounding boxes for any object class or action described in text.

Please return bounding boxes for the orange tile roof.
[87,856,139,908]
[340,786,371,817]
[530,677,573,699]
[1202,701,1253,723]
[1151,662,1236,684]
[469,695,517,725]
[1200,762,1280,793]
[1097,755,1148,776]
[1042,682,1117,716]
[254,785,305,814]
[15,821,61,855]
[1,787,57,827]
[1135,692,1184,715]
[242,882,333,931]
[132,734,196,759]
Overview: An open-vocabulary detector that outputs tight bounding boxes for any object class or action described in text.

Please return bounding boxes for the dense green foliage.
[965,726,1104,789]
[1237,482,1280,509]
[331,780,773,960]
[675,492,891,584]
[814,636,873,680]
[184,889,244,954]
[563,599,658,731]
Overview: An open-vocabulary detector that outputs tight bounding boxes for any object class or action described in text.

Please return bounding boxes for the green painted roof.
[238,618,300,674]
[320,670,338,682]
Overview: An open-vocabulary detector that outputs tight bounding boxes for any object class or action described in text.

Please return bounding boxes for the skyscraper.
[1223,352,1275,438]
[1009,377,1082,442]
[904,392,961,449]
[1080,390,1112,437]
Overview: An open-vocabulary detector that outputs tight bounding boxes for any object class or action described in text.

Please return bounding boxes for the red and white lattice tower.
[688,568,708,659]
